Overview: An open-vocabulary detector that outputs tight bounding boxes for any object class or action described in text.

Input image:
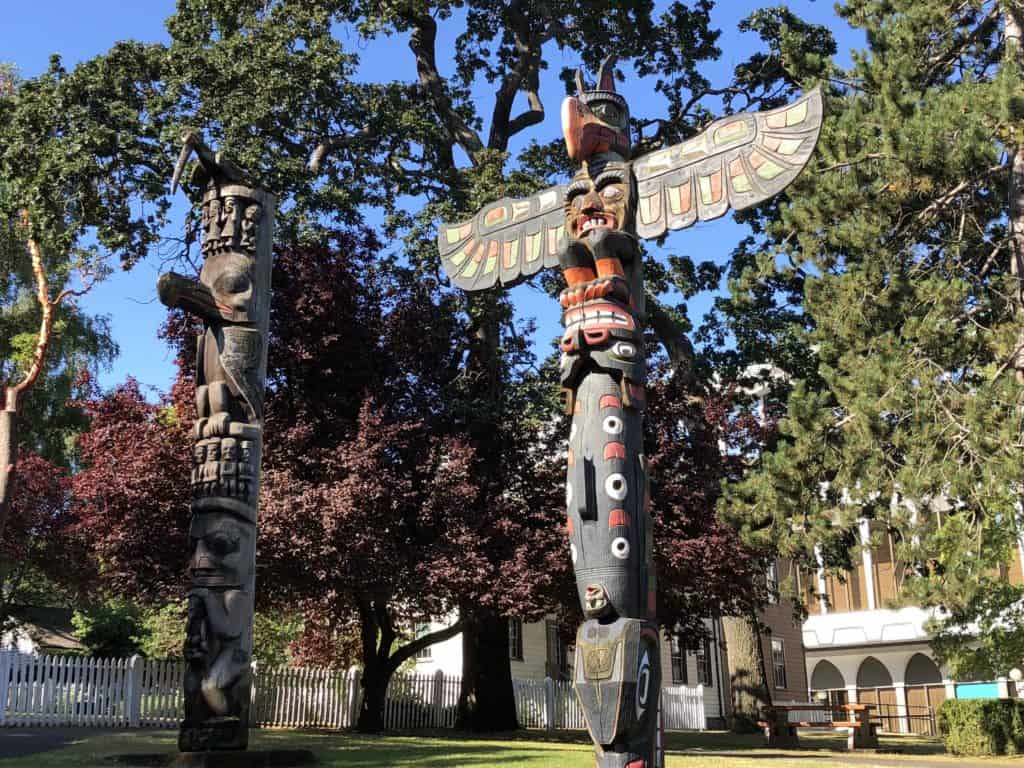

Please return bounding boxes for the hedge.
[937,699,1024,756]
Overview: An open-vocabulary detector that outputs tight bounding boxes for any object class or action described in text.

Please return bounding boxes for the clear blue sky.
[5,1,862,394]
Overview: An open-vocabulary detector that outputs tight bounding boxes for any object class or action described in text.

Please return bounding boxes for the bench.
[759,703,879,750]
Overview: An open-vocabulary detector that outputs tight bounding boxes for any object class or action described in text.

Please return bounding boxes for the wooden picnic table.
[760,703,879,750]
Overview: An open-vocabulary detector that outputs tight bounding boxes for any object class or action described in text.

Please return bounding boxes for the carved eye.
[605,473,628,500]
[596,103,620,122]
[215,271,251,296]
[602,415,623,435]
[613,341,635,358]
[208,533,238,558]
[601,185,623,200]
[611,537,630,559]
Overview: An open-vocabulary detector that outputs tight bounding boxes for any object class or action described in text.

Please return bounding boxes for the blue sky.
[5,1,863,394]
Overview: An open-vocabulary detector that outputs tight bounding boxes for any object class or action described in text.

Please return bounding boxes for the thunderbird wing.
[632,87,823,240]
[437,185,567,291]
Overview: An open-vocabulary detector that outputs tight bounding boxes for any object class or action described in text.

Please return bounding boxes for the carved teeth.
[578,214,616,235]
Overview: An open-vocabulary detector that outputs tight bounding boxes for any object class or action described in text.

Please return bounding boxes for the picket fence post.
[431,670,445,728]
[249,660,259,727]
[125,655,142,728]
[0,651,11,727]
[346,666,361,728]
[543,676,555,731]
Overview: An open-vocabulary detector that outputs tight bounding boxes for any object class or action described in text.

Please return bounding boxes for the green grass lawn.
[1,728,1020,768]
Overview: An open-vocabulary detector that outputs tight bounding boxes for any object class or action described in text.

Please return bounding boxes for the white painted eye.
[611,537,630,559]
[570,543,578,564]
[601,185,623,199]
[566,482,573,507]
[605,473,627,500]
[613,342,636,359]
[602,416,623,435]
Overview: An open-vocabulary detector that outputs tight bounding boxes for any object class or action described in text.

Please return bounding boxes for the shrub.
[937,699,1024,756]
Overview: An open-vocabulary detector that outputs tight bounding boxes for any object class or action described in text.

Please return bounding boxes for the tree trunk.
[0,403,17,541]
[356,660,393,733]
[1005,6,1024,381]
[457,611,518,732]
[721,614,771,733]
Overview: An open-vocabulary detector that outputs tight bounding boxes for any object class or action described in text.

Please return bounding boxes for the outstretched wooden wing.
[632,87,823,240]
[437,185,567,291]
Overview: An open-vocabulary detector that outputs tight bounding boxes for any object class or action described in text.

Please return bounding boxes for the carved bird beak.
[561,97,629,161]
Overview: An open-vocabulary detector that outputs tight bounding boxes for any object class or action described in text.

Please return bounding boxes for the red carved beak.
[561,97,628,161]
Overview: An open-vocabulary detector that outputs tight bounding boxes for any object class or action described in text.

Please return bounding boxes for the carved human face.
[565,162,633,241]
[188,510,255,587]
[221,439,239,462]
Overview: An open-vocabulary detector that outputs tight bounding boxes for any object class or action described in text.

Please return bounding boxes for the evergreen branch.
[817,153,888,173]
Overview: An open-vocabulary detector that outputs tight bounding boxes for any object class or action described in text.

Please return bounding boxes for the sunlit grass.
[3,727,1014,768]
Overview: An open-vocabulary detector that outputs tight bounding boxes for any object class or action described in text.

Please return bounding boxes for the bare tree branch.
[407,13,484,161]
[308,125,373,173]
[646,293,697,388]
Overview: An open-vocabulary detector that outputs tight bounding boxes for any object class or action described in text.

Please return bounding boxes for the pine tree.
[721,0,1024,680]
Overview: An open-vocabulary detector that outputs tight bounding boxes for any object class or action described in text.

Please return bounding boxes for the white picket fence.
[0,651,706,732]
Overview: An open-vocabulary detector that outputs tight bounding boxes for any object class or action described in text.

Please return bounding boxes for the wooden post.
[126,655,142,728]
[431,670,445,728]
[346,667,361,728]
[849,705,879,750]
[0,651,11,727]
[764,706,799,748]
[543,676,556,731]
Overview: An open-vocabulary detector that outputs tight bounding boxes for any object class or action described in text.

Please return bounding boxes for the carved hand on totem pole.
[160,131,275,753]
[436,56,822,768]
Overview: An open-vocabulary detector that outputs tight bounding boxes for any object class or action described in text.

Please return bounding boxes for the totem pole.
[437,59,821,768]
[159,134,275,753]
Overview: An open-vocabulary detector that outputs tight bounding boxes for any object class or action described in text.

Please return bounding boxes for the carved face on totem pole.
[159,133,275,754]
[438,57,822,768]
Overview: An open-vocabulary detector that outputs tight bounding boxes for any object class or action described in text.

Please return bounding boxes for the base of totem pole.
[105,751,317,767]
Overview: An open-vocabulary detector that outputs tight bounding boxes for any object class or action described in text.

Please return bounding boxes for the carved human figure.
[437,57,822,768]
[159,132,275,753]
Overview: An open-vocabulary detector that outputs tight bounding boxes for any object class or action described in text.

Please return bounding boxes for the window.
[414,623,432,660]
[695,637,713,686]
[546,621,572,680]
[771,638,787,689]
[670,635,688,684]
[509,619,524,661]
[766,560,779,604]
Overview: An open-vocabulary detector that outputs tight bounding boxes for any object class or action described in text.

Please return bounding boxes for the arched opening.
[905,653,942,685]
[856,657,899,732]
[856,657,893,688]
[904,653,945,735]
[810,659,848,709]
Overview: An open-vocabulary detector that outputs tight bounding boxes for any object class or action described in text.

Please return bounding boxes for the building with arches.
[802,518,1023,733]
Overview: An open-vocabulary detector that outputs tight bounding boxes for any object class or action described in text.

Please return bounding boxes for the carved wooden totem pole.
[159,135,275,753]
[438,58,821,768]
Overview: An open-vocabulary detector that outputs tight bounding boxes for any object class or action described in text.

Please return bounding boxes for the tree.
[0,452,84,629]
[720,0,1024,682]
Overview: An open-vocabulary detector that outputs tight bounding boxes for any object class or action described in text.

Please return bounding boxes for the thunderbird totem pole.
[159,135,275,753]
[437,58,821,768]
